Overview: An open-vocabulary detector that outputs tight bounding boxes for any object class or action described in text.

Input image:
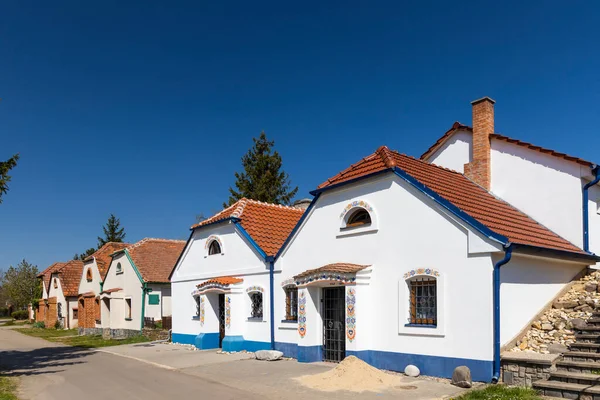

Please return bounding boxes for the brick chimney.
[464,97,495,190]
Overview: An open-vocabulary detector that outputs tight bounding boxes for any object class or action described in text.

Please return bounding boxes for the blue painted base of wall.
[346,350,493,382]
[195,332,220,350]
[274,342,298,359]
[223,336,271,352]
[297,345,322,363]
[172,333,196,345]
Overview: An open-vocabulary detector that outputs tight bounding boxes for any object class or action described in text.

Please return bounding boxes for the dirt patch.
[295,356,404,393]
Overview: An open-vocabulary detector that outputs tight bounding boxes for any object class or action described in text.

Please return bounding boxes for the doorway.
[218,294,225,348]
[322,287,346,362]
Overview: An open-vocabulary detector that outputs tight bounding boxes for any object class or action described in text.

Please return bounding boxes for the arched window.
[346,208,371,227]
[408,276,437,326]
[116,262,122,274]
[53,278,58,289]
[208,240,221,255]
[86,268,93,281]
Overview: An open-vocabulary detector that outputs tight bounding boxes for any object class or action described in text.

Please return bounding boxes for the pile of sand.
[295,356,405,393]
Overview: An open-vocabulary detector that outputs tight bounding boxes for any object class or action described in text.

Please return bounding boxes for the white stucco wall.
[426,130,472,173]
[47,275,78,329]
[491,139,587,250]
[275,174,497,362]
[78,260,102,296]
[41,282,48,300]
[102,252,143,331]
[145,284,171,321]
[589,185,600,255]
[171,222,270,342]
[499,254,585,344]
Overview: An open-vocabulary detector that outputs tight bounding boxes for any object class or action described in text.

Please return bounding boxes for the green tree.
[73,248,97,261]
[97,214,126,247]
[225,132,298,206]
[0,260,40,309]
[0,154,19,204]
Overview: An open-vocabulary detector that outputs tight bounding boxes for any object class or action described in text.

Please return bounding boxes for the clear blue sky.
[2,1,599,271]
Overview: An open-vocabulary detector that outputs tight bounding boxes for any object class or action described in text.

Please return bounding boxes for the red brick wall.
[78,296,98,329]
[45,297,57,328]
[464,97,494,190]
[36,302,46,322]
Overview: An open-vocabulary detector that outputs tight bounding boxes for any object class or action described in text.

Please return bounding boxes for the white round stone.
[404,364,420,377]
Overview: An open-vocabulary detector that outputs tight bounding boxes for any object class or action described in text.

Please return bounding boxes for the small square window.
[408,277,437,326]
[73,309,78,319]
[148,294,160,305]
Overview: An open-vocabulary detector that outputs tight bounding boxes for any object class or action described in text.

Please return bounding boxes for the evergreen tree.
[97,214,126,247]
[73,248,97,261]
[0,154,19,204]
[225,132,298,206]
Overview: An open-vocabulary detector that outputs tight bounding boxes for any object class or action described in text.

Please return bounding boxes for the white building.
[77,242,129,334]
[47,260,84,329]
[100,238,185,337]
[170,198,304,351]
[36,261,66,324]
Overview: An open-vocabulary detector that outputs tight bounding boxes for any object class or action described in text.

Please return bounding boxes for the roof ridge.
[375,145,397,168]
[128,238,186,250]
[230,198,248,218]
[243,198,305,212]
[387,147,466,176]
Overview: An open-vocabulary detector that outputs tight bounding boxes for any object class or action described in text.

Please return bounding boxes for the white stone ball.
[405,364,420,377]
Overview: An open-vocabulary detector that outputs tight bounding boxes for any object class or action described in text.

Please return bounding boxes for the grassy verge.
[0,376,18,400]
[453,385,542,400]
[14,328,150,348]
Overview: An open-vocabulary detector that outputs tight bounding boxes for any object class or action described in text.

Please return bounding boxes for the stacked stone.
[510,270,600,354]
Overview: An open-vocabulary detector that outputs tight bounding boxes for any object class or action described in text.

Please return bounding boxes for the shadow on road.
[0,345,94,377]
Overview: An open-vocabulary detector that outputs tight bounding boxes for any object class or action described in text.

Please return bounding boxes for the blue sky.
[1,1,599,271]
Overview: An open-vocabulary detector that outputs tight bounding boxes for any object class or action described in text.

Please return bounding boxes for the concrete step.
[563,351,600,363]
[570,343,600,352]
[549,370,600,385]
[574,334,600,343]
[557,360,600,374]
[533,379,600,399]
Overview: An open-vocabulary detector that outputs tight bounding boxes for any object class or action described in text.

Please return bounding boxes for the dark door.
[218,294,225,348]
[322,287,346,362]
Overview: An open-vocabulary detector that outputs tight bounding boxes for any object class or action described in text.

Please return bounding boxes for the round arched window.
[346,208,372,227]
[208,240,222,255]
[116,262,122,273]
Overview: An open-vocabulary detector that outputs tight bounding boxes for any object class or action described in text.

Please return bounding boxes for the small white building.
[36,262,66,324]
[77,242,129,334]
[170,199,304,351]
[100,238,185,337]
[47,260,84,329]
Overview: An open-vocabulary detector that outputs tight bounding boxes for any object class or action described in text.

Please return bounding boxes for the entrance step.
[533,380,600,399]
[586,318,600,326]
[557,360,600,373]
[563,352,600,363]
[570,343,600,353]
[548,370,600,386]
[574,326,600,334]
[574,334,600,343]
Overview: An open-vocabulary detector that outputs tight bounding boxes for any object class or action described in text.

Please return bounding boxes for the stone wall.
[78,327,103,336]
[101,328,141,339]
[501,353,559,386]
[142,328,169,341]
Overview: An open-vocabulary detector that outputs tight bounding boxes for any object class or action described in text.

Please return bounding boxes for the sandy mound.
[295,356,404,393]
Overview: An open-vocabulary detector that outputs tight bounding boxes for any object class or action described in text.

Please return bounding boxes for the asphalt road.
[0,327,261,400]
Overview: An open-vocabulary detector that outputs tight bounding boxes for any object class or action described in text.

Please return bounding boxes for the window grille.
[285,287,298,321]
[250,293,263,319]
[409,277,437,326]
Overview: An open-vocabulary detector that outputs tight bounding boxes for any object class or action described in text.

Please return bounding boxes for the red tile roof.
[318,146,585,254]
[192,199,305,257]
[38,262,67,293]
[126,238,187,283]
[53,260,85,297]
[196,277,243,288]
[420,122,594,167]
[294,263,370,279]
[85,242,130,280]
[100,288,122,294]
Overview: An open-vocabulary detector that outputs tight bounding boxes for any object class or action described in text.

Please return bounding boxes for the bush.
[54,320,62,330]
[11,310,29,320]
[0,308,10,317]
[33,321,45,329]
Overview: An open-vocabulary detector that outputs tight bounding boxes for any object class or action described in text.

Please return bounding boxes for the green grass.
[453,385,542,400]
[15,328,150,348]
[0,377,18,400]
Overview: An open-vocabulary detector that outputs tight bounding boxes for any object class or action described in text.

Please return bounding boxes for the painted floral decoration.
[403,268,440,280]
[225,295,231,329]
[298,291,307,338]
[339,200,374,219]
[346,288,356,341]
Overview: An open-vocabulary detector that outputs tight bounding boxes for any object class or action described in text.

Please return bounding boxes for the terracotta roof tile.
[318,146,585,254]
[85,242,130,280]
[192,199,305,257]
[294,263,370,279]
[126,238,186,283]
[196,277,243,288]
[38,262,67,293]
[420,123,594,167]
[100,288,122,294]
[53,260,85,297]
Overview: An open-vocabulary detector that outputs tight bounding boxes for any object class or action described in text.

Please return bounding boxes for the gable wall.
[275,174,496,364]
[426,130,472,173]
[102,252,143,331]
[78,261,102,295]
[490,139,587,249]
